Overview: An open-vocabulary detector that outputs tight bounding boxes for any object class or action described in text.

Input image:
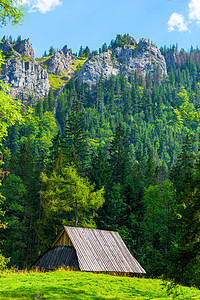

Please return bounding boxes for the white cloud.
[21,0,62,14]
[188,0,200,24]
[168,12,189,32]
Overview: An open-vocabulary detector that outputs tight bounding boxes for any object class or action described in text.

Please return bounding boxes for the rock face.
[13,39,35,58]
[0,37,168,103]
[0,40,16,56]
[42,45,77,75]
[0,39,50,101]
[76,39,167,85]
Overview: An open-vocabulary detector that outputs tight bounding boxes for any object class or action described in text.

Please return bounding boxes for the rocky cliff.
[41,45,77,76]
[76,39,167,85]
[0,37,168,103]
[0,39,50,102]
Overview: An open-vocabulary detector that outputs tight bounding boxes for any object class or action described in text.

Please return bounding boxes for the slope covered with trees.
[1,32,200,287]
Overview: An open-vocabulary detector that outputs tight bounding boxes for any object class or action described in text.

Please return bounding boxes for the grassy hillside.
[0,269,199,299]
[48,73,69,90]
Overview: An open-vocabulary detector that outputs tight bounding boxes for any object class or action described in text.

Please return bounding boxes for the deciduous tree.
[41,165,105,227]
[0,0,23,27]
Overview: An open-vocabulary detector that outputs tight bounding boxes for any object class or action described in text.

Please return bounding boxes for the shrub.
[0,252,10,271]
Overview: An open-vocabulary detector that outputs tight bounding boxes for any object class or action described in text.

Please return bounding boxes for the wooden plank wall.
[32,246,80,270]
[53,231,73,247]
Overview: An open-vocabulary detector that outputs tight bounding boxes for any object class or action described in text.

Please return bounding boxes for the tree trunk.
[75,198,78,227]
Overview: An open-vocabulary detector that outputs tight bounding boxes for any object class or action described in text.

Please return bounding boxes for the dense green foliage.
[111,33,137,48]
[50,46,200,285]
[1,37,200,289]
[0,1,25,268]
[41,165,104,227]
[0,269,200,299]
[0,0,23,27]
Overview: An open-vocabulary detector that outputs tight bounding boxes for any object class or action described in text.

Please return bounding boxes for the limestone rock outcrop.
[76,39,167,85]
[0,37,169,103]
[0,39,50,102]
[13,38,35,58]
[42,45,77,76]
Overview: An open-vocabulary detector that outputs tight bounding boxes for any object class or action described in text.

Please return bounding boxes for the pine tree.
[35,99,43,118]
[12,141,41,266]
[101,43,108,52]
[16,35,21,42]
[78,46,84,57]
[88,149,110,190]
[48,88,54,112]
[144,149,157,187]
[62,101,89,172]
[49,46,55,56]
[109,123,129,184]
[168,135,200,285]
[155,65,161,84]
[56,93,66,130]
[43,95,49,112]
[84,46,90,57]
[0,174,27,267]
[48,131,63,174]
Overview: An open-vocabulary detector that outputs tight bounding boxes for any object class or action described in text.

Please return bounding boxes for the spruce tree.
[168,135,200,285]
[62,101,89,172]
[48,88,55,112]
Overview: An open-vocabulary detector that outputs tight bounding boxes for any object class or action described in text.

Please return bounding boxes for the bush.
[0,252,10,271]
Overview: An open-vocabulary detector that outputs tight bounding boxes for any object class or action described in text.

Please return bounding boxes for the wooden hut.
[32,226,146,274]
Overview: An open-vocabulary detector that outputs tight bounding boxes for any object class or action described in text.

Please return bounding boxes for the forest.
[0,25,200,288]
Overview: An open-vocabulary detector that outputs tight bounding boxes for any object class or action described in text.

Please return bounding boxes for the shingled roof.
[33,226,146,274]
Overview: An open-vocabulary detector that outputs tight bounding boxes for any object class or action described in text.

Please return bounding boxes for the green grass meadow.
[0,270,200,299]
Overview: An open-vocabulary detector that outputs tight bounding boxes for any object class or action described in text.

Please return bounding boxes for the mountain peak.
[0,38,34,58]
[111,34,137,49]
[76,38,167,85]
[0,38,49,102]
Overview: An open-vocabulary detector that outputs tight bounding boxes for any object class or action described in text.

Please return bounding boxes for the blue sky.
[1,0,200,57]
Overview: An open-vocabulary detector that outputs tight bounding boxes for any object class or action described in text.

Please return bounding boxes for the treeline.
[1,45,200,286]
[1,35,22,44]
[77,34,137,58]
[41,34,141,59]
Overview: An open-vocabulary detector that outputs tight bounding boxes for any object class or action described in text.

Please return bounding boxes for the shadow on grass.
[0,285,119,300]
[130,287,167,299]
